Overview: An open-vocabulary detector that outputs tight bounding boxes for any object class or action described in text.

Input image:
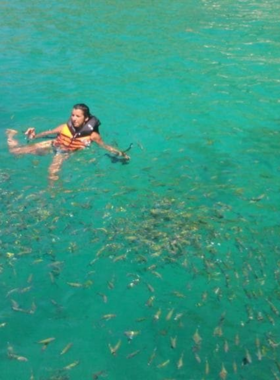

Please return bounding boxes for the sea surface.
[0,1,280,379]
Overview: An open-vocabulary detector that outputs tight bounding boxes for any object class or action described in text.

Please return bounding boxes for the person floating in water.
[6,103,130,182]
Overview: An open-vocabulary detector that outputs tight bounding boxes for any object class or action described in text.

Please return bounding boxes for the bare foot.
[6,129,19,150]
[6,129,18,137]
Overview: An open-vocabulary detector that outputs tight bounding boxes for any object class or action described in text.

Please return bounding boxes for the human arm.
[24,125,64,140]
[90,132,130,160]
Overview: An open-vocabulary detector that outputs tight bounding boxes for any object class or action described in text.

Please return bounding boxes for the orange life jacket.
[53,124,92,151]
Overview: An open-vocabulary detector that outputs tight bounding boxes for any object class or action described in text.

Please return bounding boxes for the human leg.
[48,153,70,182]
[6,129,20,150]
[6,129,52,155]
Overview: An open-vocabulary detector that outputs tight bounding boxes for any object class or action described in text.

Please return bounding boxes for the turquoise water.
[1,1,280,379]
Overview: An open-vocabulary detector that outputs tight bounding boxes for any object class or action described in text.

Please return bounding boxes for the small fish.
[33,259,43,264]
[6,288,19,297]
[16,355,28,362]
[92,370,107,380]
[148,348,157,366]
[136,317,147,322]
[267,337,280,349]
[49,272,55,283]
[275,360,280,373]
[172,291,186,298]
[201,291,208,302]
[219,363,227,379]
[107,280,115,289]
[127,278,140,288]
[136,255,148,263]
[224,340,229,353]
[213,326,223,337]
[7,342,14,355]
[96,227,108,233]
[256,347,262,361]
[83,280,93,288]
[194,352,201,363]
[96,246,107,257]
[146,283,155,293]
[146,296,155,307]
[9,354,28,362]
[219,312,226,325]
[166,308,174,321]
[97,293,108,303]
[102,314,116,320]
[63,360,79,370]
[177,352,184,369]
[250,194,265,203]
[272,371,280,380]
[193,329,202,345]
[126,350,141,359]
[136,141,144,150]
[38,337,55,345]
[235,334,240,346]
[245,305,254,321]
[19,286,32,294]
[174,313,184,321]
[170,336,177,349]
[242,349,252,365]
[60,343,73,355]
[11,299,20,309]
[109,340,121,356]
[31,302,36,313]
[157,359,170,368]
[214,344,220,354]
[89,258,98,266]
[151,271,162,279]
[153,308,162,321]
[124,331,140,341]
[113,254,127,262]
[266,313,275,325]
[67,282,84,288]
[205,358,210,375]
[266,299,279,316]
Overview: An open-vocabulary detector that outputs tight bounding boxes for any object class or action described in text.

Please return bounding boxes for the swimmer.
[6,103,130,182]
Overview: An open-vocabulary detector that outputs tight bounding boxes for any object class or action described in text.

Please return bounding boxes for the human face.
[70,109,88,128]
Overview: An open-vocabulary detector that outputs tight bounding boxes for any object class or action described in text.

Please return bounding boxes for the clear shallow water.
[0,1,280,379]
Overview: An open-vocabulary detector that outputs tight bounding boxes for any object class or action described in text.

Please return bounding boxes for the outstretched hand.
[120,143,133,160]
[24,128,36,139]
[120,152,130,160]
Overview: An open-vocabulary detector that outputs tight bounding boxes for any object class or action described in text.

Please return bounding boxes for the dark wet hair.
[72,103,92,119]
